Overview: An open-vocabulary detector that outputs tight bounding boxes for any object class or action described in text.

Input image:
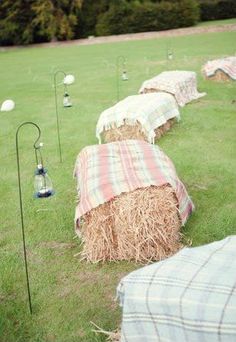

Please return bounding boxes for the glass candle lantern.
[34,164,54,198]
[122,70,128,81]
[63,92,72,107]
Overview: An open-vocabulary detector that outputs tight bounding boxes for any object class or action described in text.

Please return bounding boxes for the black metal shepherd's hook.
[16,121,41,314]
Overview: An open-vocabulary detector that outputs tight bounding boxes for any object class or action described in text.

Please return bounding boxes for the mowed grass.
[0,26,236,342]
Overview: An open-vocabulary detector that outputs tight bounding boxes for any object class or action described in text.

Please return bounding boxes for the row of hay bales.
[74,57,235,263]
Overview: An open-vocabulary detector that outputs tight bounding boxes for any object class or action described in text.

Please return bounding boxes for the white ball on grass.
[0,99,15,112]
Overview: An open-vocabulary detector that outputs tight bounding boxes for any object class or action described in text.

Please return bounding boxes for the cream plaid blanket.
[117,236,236,342]
[139,70,206,107]
[96,92,180,144]
[203,56,236,80]
[74,140,194,227]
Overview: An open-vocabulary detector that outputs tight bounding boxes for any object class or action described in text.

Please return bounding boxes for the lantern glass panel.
[63,92,72,107]
[122,71,128,81]
[34,167,54,198]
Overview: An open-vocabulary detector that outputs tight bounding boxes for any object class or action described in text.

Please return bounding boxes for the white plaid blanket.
[74,140,194,227]
[203,56,236,80]
[96,92,180,144]
[117,236,236,342]
[139,70,206,107]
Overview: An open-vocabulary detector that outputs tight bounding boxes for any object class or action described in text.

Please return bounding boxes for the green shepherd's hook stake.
[116,56,128,102]
[16,122,55,314]
[54,70,66,163]
[53,70,75,162]
[16,121,41,314]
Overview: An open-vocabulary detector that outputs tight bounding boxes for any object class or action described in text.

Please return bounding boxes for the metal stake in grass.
[16,122,55,314]
[53,70,75,162]
[166,42,174,70]
[116,56,128,102]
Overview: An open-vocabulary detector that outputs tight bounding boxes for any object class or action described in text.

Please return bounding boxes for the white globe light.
[63,74,75,85]
[0,99,15,112]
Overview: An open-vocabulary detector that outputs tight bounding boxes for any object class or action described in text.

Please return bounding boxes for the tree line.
[0,0,235,46]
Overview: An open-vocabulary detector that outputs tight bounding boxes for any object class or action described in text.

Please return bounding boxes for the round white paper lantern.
[63,74,75,85]
[0,99,15,112]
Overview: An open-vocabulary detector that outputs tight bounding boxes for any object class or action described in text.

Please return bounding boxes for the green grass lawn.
[197,18,236,26]
[0,25,236,342]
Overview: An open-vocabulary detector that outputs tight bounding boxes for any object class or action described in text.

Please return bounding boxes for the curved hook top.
[16,121,42,166]
[116,55,126,65]
[16,121,41,150]
[54,70,67,86]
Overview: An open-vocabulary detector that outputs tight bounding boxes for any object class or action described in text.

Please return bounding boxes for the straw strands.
[102,121,147,142]
[102,118,176,143]
[78,184,182,263]
[91,322,121,342]
[204,69,232,82]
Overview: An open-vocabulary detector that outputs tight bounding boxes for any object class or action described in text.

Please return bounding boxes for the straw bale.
[103,121,148,143]
[141,88,173,96]
[79,184,182,263]
[154,118,175,139]
[204,69,231,82]
[102,118,176,143]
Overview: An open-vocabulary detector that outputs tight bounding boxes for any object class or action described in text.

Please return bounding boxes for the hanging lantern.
[122,70,128,81]
[63,92,72,107]
[34,164,54,198]
[168,50,173,60]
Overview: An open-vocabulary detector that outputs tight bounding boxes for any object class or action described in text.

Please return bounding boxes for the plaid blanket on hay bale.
[74,140,194,262]
[96,92,180,144]
[139,70,206,107]
[202,56,236,81]
[117,236,236,342]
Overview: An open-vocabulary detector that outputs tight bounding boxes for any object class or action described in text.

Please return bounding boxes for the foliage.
[96,0,133,36]
[96,0,200,36]
[76,0,110,37]
[198,0,236,21]
[0,0,35,45]
[0,0,82,45]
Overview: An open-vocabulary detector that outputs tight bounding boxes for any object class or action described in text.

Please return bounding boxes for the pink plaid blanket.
[139,71,206,107]
[203,57,236,80]
[74,140,194,226]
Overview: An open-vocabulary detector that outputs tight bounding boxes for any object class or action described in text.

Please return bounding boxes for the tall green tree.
[0,0,82,45]
[0,0,35,45]
[77,0,110,37]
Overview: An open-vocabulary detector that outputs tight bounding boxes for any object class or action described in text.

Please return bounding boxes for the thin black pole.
[116,56,125,102]
[54,70,66,163]
[166,42,169,70]
[16,121,41,315]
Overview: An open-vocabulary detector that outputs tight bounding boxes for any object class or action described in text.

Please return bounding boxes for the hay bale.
[139,71,206,107]
[96,92,180,144]
[102,118,176,143]
[78,185,182,263]
[202,57,236,82]
[205,69,231,82]
[103,120,148,143]
[74,140,194,263]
